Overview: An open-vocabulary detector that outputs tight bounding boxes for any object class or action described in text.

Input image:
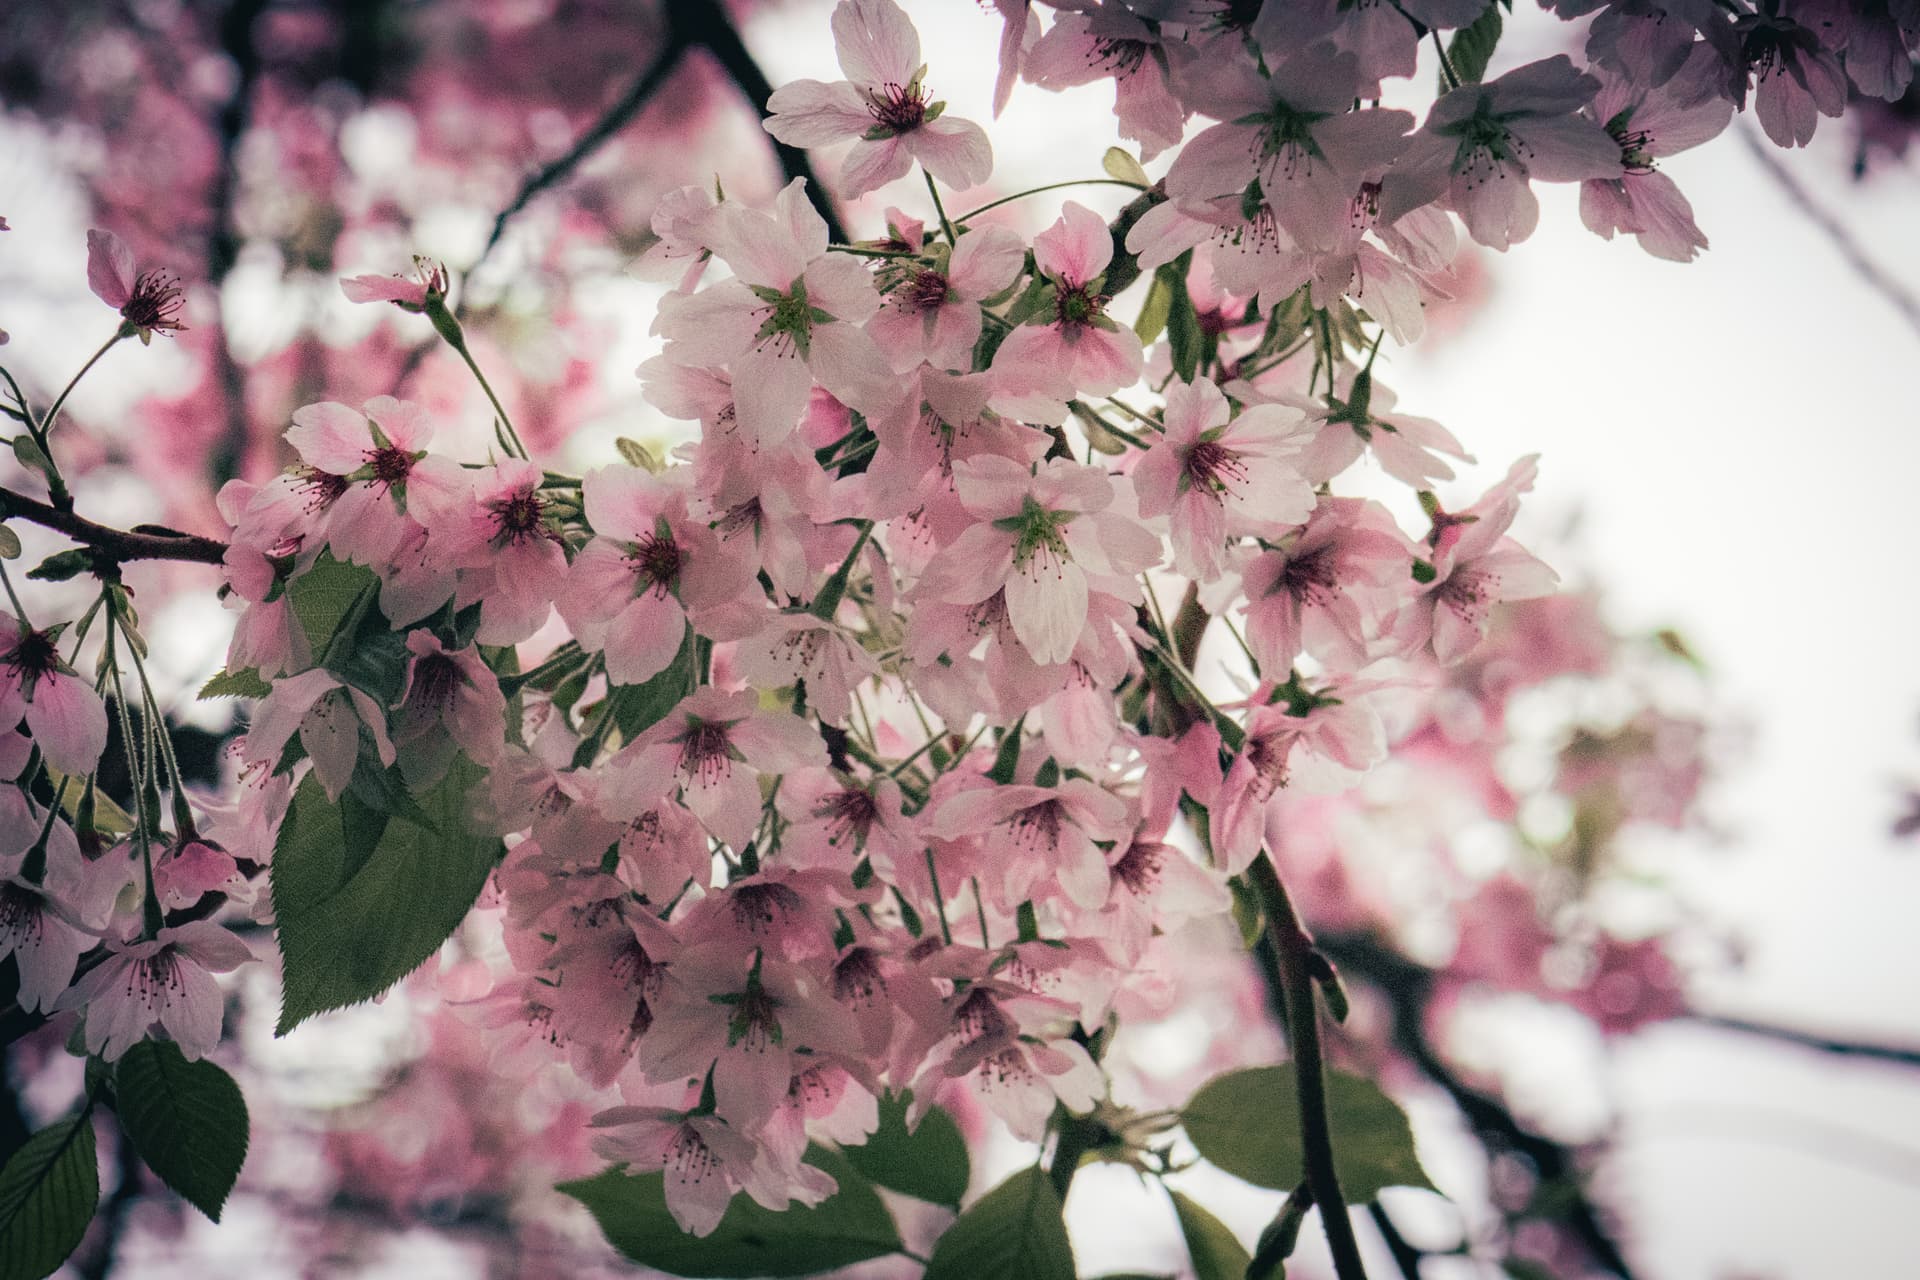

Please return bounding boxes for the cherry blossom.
[765,0,992,198]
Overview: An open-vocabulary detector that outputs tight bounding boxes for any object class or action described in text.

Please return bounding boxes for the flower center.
[409,649,465,714]
[867,81,929,132]
[368,445,414,488]
[1183,437,1248,497]
[122,269,188,334]
[489,488,547,545]
[630,531,683,596]
[906,267,950,312]
[1054,282,1107,329]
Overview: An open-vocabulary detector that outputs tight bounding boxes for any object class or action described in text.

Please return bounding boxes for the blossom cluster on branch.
[0,0,1912,1276]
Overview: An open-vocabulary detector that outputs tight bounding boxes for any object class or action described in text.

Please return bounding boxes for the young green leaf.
[1169,1190,1251,1280]
[1101,146,1150,188]
[1181,1065,1434,1202]
[558,1146,900,1278]
[924,1166,1075,1280]
[0,1108,98,1280]
[1444,4,1504,89]
[197,666,272,700]
[841,1093,969,1209]
[113,1040,249,1222]
[272,754,501,1034]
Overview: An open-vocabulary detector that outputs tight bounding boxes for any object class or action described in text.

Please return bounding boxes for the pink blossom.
[0,615,109,777]
[868,225,1025,373]
[655,180,899,446]
[1212,692,1389,873]
[557,466,755,687]
[990,202,1145,422]
[426,459,568,645]
[1130,375,1314,581]
[283,396,468,569]
[910,978,1104,1142]
[590,1104,831,1237]
[764,0,992,198]
[1165,41,1411,251]
[57,920,253,1062]
[0,820,118,1013]
[1579,55,1733,262]
[339,256,449,311]
[642,943,861,1130]
[1733,8,1848,147]
[1397,456,1560,663]
[600,688,826,852]
[86,228,187,342]
[916,454,1158,667]
[924,777,1131,911]
[1025,8,1186,160]
[241,666,398,802]
[392,631,506,784]
[1386,57,1623,251]
[1226,497,1413,673]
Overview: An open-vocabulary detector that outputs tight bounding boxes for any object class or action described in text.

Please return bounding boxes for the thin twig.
[1738,121,1920,341]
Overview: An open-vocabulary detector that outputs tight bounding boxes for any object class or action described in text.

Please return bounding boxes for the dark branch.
[1682,1011,1920,1068]
[0,485,229,566]
[470,0,848,291]
[474,35,692,275]
[1249,855,1372,1280]
[1739,122,1920,341]
[678,0,849,244]
[1315,930,1639,1279]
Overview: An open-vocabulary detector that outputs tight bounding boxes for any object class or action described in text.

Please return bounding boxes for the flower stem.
[1248,852,1370,1280]
[41,330,124,440]
[955,178,1149,224]
[923,169,958,246]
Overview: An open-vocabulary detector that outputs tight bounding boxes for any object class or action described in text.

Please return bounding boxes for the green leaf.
[1170,1191,1250,1280]
[842,1093,969,1209]
[924,1166,1074,1280]
[1101,146,1150,188]
[26,549,89,583]
[287,552,377,654]
[1161,257,1203,383]
[113,1040,249,1222]
[612,626,695,741]
[9,436,53,480]
[328,598,411,705]
[197,666,272,700]
[0,1108,97,1280]
[1181,1066,1434,1202]
[616,436,662,472]
[559,1146,900,1278]
[1134,272,1173,345]
[1501,1263,1558,1280]
[272,755,500,1034]
[0,525,18,560]
[1443,4,1504,89]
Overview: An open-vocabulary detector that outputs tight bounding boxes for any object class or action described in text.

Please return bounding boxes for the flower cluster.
[0,0,1904,1268]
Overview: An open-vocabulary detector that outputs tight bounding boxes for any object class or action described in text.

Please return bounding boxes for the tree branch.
[1681,1011,1920,1068]
[470,0,849,289]
[1249,854,1371,1280]
[1315,930,1639,1279]
[0,485,228,567]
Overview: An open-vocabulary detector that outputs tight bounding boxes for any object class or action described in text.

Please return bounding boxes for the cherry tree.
[0,1,1916,1278]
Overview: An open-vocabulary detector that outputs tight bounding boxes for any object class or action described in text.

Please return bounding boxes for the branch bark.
[0,485,228,567]
[1249,853,1372,1280]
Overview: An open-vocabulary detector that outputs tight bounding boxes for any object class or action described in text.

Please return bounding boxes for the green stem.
[104,612,164,938]
[1432,31,1462,92]
[955,178,1148,224]
[0,559,30,627]
[1048,1113,1104,1200]
[923,169,958,246]
[1248,853,1370,1280]
[923,848,954,946]
[40,330,124,439]
[429,300,530,460]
